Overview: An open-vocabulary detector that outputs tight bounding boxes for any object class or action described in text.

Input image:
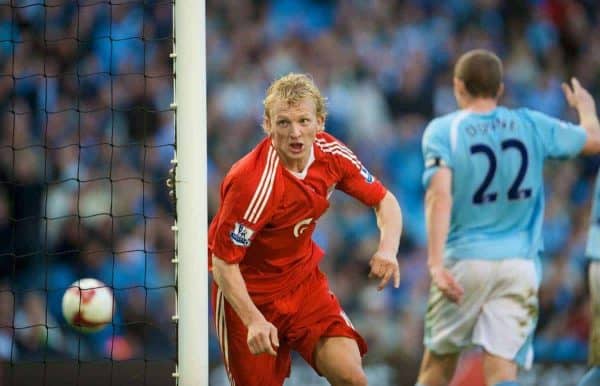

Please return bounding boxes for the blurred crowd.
[2,0,600,380]
[0,1,176,362]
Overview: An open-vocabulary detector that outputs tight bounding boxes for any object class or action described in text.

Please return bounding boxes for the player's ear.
[496,83,504,100]
[453,77,467,107]
[316,114,325,132]
[262,116,272,136]
[453,77,466,96]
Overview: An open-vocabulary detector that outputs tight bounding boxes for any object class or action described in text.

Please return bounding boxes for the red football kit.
[209,132,386,385]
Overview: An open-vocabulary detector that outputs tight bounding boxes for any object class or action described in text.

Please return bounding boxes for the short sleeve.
[333,146,387,207]
[422,120,452,189]
[527,109,587,159]
[210,173,276,264]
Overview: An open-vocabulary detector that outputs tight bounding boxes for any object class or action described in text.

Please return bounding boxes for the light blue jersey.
[587,171,600,260]
[422,107,587,261]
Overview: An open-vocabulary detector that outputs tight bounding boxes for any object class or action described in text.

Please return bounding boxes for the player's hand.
[247,318,279,356]
[562,77,596,115]
[368,251,400,291]
[430,265,464,303]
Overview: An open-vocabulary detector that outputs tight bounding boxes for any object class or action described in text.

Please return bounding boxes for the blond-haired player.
[208,73,403,386]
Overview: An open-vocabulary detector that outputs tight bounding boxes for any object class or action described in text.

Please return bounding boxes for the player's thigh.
[285,270,367,371]
[313,336,367,386]
[212,284,291,386]
[589,261,600,365]
[473,259,537,368]
[417,349,460,386]
[425,259,495,354]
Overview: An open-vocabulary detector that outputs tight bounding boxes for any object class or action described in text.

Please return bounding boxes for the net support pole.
[173,0,207,385]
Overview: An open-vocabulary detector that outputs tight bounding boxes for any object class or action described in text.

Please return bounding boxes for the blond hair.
[262,73,327,132]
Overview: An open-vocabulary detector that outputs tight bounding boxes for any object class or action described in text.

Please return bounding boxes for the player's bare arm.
[211,255,279,356]
[562,77,600,154]
[425,168,464,303]
[369,190,402,291]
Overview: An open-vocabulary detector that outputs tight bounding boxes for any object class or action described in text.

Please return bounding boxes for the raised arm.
[562,78,600,154]
[211,255,279,356]
[369,190,402,290]
[425,167,463,303]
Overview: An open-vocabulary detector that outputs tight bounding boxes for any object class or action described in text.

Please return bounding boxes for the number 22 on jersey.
[469,138,531,205]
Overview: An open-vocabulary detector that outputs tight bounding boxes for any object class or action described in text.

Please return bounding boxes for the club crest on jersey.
[293,217,313,238]
[230,222,255,247]
[360,165,374,184]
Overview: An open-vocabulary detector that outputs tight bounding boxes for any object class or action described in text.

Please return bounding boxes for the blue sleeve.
[527,109,587,159]
[422,120,452,189]
[587,172,600,259]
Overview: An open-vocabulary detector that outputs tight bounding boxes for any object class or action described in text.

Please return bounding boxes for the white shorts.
[589,261,600,365]
[424,258,539,369]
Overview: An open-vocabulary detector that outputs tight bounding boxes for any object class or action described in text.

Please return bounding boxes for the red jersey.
[208,132,386,304]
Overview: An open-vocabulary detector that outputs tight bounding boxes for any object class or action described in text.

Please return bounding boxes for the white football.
[62,278,114,333]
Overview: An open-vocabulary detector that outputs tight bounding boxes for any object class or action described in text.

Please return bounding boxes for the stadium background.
[2,0,600,385]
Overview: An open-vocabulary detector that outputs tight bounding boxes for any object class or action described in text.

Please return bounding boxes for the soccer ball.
[62,278,114,333]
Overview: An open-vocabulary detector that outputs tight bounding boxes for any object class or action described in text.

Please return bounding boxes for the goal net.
[0,1,179,384]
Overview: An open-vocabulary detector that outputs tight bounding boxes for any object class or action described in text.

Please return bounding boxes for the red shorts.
[211,268,367,386]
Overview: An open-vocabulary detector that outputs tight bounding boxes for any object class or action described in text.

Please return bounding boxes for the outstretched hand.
[368,252,400,291]
[430,265,463,303]
[562,77,596,114]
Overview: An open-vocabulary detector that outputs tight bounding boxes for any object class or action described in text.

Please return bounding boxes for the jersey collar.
[289,144,315,180]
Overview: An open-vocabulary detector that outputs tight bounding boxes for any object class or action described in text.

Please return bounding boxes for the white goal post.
[173,0,207,385]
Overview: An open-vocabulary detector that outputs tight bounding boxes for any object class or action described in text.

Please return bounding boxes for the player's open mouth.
[289,143,304,153]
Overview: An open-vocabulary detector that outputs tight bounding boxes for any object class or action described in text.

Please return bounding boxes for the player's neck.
[283,158,308,173]
[464,98,498,113]
[279,144,315,175]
